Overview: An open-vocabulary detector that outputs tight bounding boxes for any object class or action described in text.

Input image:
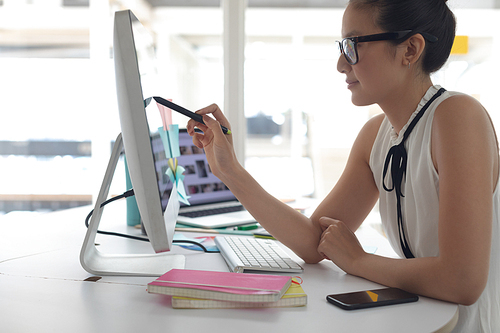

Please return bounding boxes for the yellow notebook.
[172,278,307,309]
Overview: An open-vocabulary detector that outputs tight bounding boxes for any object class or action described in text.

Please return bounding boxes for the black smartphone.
[326,287,418,310]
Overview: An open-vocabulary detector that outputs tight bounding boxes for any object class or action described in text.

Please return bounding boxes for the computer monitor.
[114,10,171,254]
[80,10,185,276]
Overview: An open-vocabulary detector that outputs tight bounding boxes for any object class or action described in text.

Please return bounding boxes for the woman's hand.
[317,217,367,274]
[186,104,239,181]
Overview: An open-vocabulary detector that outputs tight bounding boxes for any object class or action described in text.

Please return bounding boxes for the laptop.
[151,129,255,229]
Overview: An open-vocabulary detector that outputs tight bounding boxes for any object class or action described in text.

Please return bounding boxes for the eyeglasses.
[336,30,438,65]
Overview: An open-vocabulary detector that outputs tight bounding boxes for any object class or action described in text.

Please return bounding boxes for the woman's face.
[337,5,404,106]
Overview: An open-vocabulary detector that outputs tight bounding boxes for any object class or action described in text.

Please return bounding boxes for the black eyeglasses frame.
[337,30,438,65]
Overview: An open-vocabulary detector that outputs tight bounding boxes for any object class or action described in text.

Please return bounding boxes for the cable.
[85,189,219,253]
[84,189,135,229]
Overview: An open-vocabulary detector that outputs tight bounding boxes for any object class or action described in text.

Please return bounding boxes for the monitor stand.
[80,133,185,276]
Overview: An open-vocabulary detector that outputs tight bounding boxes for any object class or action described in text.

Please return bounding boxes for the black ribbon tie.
[382,87,446,259]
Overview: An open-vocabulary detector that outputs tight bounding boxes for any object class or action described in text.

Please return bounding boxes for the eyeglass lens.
[343,39,356,64]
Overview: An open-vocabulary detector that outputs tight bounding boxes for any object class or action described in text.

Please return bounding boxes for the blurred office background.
[0,0,499,215]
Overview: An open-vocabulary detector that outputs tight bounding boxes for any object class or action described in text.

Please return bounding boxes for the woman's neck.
[379,77,434,135]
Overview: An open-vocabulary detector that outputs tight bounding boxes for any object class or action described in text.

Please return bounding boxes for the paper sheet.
[158,124,180,159]
[153,98,191,207]
[166,165,191,205]
[173,235,219,252]
[164,182,180,246]
[156,99,173,131]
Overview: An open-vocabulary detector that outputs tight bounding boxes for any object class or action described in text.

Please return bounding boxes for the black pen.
[151,96,231,135]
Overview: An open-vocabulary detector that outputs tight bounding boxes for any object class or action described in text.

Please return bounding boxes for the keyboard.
[179,205,244,218]
[214,236,303,273]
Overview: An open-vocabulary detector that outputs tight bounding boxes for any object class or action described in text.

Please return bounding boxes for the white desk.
[0,204,458,332]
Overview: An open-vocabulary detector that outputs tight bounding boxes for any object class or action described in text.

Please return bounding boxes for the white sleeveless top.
[369,85,500,332]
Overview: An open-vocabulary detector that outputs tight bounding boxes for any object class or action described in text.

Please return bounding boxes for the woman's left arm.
[318,95,498,305]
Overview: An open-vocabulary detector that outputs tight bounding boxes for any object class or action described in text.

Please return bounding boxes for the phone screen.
[326,287,418,310]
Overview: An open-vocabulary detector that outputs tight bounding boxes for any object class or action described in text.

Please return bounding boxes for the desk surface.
[0,204,458,333]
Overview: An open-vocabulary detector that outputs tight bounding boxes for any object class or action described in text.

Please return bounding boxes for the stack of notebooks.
[147,269,307,309]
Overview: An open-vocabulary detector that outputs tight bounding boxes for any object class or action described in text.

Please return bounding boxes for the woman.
[187,1,499,331]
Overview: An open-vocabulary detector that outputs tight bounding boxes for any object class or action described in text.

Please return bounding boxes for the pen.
[233,224,259,231]
[253,232,276,240]
[152,96,232,135]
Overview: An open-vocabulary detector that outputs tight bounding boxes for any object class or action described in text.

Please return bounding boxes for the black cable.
[85,189,219,253]
[85,189,135,229]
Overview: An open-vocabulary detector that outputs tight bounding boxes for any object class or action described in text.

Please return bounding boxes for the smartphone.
[326,287,418,310]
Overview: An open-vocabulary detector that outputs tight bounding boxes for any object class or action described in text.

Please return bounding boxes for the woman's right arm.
[186,104,381,263]
[186,104,324,263]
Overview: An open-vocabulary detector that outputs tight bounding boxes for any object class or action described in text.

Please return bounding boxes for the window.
[1,1,499,214]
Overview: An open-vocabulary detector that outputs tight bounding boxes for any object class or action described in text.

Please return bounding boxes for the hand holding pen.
[152,96,231,135]
[186,103,238,183]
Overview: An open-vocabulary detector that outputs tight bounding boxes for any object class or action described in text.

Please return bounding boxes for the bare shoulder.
[433,94,491,130]
[364,113,385,133]
[355,113,385,148]
[432,93,497,146]
[350,113,386,159]
[432,93,498,173]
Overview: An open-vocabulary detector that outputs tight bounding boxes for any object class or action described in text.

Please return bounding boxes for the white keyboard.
[214,236,303,273]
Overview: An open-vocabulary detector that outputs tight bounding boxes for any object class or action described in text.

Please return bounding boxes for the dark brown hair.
[349,0,456,74]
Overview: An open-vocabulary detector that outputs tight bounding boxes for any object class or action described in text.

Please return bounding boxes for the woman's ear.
[402,34,427,68]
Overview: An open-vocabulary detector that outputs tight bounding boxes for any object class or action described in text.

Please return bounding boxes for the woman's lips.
[346,80,359,89]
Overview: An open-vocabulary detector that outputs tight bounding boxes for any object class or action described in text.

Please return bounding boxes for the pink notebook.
[148,269,292,303]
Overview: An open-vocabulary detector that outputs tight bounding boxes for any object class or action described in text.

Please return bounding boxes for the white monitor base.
[80,133,185,276]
